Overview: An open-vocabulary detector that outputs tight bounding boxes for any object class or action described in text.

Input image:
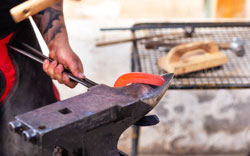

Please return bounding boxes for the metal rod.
[131,125,140,156]
[21,42,53,62]
[100,27,132,31]
[9,46,44,64]
[100,22,250,32]
[131,29,141,156]
[8,44,98,88]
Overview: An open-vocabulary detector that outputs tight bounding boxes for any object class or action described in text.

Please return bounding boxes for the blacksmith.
[0,0,84,155]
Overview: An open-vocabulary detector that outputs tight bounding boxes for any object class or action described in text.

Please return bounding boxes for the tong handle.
[8,44,98,88]
[64,70,97,88]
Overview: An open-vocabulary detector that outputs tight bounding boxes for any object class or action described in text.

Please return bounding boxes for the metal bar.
[9,45,44,64]
[8,45,98,88]
[100,27,132,31]
[130,29,141,156]
[131,125,140,156]
[100,22,250,31]
[132,22,250,30]
[21,42,53,62]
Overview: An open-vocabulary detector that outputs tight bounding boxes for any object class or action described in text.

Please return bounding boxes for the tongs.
[8,42,98,88]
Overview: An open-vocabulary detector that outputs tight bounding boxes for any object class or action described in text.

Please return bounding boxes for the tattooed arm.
[33,2,84,88]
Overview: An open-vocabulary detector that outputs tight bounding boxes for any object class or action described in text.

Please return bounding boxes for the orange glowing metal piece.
[114,72,165,87]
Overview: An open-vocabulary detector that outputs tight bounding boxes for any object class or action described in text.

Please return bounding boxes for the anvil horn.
[140,73,174,107]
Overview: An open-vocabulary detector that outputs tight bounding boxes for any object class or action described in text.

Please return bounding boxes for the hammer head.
[230,37,245,57]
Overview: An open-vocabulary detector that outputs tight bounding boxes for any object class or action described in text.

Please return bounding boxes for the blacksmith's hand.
[43,38,84,88]
[34,2,84,88]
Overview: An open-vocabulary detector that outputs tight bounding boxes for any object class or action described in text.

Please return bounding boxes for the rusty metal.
[8,73,173,156]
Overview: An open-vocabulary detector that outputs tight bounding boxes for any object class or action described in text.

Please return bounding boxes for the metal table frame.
[129,21,250,156]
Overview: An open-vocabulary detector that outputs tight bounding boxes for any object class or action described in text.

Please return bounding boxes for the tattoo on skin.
[33,2,65,43]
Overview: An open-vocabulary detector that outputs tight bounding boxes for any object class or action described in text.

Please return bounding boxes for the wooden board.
[158,41,228,75]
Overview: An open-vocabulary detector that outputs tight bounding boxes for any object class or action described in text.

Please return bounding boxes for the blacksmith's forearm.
[33,2,69,45]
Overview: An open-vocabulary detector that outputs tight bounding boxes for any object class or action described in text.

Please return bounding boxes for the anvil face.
[9,73,173,156]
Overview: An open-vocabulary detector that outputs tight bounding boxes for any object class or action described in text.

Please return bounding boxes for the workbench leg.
[131,125,140,156]
[131,29,141,156]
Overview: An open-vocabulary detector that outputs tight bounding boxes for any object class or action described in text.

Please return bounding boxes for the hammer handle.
[217,42,230,49]
[96,34,166,47]
[96,32,182,47]
[10,0,62,23]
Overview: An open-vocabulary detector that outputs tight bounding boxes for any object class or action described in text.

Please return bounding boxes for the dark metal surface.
[131,22,250,89]
[9,73,173,156]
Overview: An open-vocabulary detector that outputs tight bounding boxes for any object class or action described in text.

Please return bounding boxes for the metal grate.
[130,22,250,89]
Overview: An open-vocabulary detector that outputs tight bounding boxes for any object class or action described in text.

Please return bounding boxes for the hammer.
[218,37,245,57]
[145,37,245,57]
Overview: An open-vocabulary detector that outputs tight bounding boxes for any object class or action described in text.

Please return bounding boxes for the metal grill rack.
[130,22,250,89]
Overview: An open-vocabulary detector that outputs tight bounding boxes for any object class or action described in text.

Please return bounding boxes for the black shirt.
[0,0,24,39]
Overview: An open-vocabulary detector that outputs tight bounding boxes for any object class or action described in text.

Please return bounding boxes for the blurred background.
[58,0,250,98]
[39,0,250,155]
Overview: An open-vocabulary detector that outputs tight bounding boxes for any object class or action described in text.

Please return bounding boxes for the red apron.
[0,33,60,102]
[0,20,60,156]
[0,33,15,102]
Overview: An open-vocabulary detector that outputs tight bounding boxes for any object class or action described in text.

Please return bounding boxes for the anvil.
[9,73,173,156]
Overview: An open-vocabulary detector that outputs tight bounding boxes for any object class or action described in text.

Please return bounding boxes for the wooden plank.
[158,41,228,75]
